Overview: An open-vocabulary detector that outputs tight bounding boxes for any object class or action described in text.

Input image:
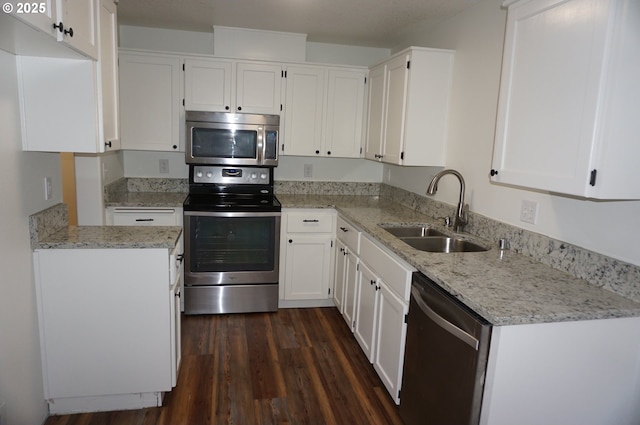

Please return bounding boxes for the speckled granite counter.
[104,192,187,208]
[278,194,640,326]
[34,225,182,250]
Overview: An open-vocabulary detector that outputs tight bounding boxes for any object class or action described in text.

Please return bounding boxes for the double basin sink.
[380,224,488,253]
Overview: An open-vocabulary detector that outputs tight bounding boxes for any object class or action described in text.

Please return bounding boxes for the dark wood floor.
[45,307,404,425]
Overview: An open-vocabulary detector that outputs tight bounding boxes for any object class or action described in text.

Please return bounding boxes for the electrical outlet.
[44,176,52,200]
[159,159,170,174]
[303,164,313,178]
[520,200,538,224]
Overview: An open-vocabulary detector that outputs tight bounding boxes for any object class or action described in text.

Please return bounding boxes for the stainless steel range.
[183,165,281,314]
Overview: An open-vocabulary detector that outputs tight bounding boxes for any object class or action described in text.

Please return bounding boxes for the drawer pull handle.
[340,227,349,232]
[302,219,319,223]
[135,218,154,222]
[176,254,184,264]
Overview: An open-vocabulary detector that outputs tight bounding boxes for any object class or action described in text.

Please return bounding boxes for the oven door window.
[192,128,258,159]
[189,215,276,272]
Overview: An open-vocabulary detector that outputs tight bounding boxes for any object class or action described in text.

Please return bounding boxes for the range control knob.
[206,171,213,178]
[251,173,258,179]
[260,173,267,180]
[196,171,203,178]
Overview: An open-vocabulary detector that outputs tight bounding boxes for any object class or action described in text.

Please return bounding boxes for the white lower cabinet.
[336,216,414,405]
[280,209,336,306]
[33,236,183,414]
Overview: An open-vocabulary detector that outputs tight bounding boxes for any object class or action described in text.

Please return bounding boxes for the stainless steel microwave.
[185,111,279,166]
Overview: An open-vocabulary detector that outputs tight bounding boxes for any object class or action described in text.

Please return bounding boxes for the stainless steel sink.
[400,236,488,253]
[380,225,447,238]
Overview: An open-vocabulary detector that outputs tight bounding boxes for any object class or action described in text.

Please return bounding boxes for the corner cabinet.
[119,51,182,152]
[279,209,336,307]
[490,0,640,199]
[365,47,454,166]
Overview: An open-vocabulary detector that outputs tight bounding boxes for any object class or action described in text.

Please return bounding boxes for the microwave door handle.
[257,126,264,164]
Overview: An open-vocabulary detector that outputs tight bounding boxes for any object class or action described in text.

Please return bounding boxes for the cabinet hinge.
[360,147,363,154]
[364,76,367,84]
[331,240,334,248]
[281,143,285,152]
[406,60,410,69]
[282,70,287,78]
[398,389,401,399]
[404,313,408,324]
[589,169,597,186]
[182,99,185,106]
[400,151,404,160]
[182,63,185,71]
[328,288,331,295]
[356,263,359,271]
[280,104,283,112]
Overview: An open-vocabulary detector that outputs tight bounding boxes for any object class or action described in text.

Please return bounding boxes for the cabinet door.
[382,54,410,165]
[324,69,367,158]
[98,0,119,151]
[354,261,379,362]
[365,63,386,161]
[184,58,233,112]
[284,235,333,300]
[119,52,181,151]
[491,0,613,196]
[10,0,57,36]
[374,280,408,404]
[58,0,98,59]
[282,65,326,156]
[342,250,359,331]
[236,62,282,114]
[333,239,348,313]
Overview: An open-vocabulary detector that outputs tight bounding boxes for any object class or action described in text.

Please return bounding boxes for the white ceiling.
[117,0,480,48]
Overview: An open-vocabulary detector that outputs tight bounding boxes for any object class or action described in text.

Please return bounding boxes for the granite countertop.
[105,192,187,208]
[34,225,183,250]
[277,194,640,326]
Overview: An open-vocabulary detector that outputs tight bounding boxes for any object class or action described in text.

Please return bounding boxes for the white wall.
[388,0,640,267]
[0,49,53,425]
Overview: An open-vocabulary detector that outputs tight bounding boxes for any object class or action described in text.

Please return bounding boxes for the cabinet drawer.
[286,211,335,233]
[336,216,361,254]
[110,208,179,226]
[360,235,414,301]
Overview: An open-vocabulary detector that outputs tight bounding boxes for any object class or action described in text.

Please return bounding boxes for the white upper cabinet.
[17,0,118,153]
[5,0,97,59]
[56,0,98,59]
[324,68,367,158]
[184,58,233,112]
[119,51,182,152]
[491,0,640,199]
[236,61,283,114]
[365,47,454,166]
[183,59,282,115]
[97,0,119,151]
[281,65,327,156]
[281,65,367,159]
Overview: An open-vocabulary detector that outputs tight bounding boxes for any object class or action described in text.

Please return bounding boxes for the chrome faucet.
[426,169,468,232]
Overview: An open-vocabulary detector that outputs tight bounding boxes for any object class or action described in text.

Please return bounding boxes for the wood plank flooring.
[44,307,404,425]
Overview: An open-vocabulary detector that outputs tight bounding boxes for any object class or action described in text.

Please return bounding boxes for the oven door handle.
[184,210,281,218]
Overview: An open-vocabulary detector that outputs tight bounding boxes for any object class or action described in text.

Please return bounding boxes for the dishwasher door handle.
[411,286,479,350]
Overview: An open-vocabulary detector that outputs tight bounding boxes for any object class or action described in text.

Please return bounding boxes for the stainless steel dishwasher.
[400,272,492,425]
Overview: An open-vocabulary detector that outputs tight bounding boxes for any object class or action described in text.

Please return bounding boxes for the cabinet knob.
[53,22,64,33]
[327,151,331,155]
[105,141,112,148]
[370,280,375,285]
[490,169,499,176]
[225,106,230,110]
[288,239,293,243]
[64,27,74,37]
[172,145,178,150]
[339,227,348,232]
[315,150,320,154]
[237,106,242,111]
